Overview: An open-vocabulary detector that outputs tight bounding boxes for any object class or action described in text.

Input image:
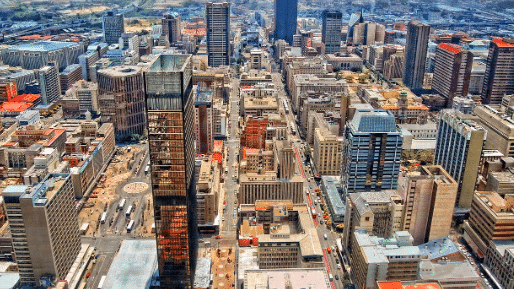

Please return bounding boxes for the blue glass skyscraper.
[342,109,403,195]
[274,0,298,45]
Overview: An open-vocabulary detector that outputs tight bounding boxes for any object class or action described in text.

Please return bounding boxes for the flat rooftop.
[148,54,190,72]
[103,239,157,289]
[244,268,331,289]
[8,41,79,52]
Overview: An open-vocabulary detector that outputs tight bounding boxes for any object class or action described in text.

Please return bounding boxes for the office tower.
[274,0,298,45]
[102,11,125,45]
[343,190,404,250]
[97,65,146,141]
[195,87,214,154]
[434,110,485,209]
[59,64,82,94]
[432,44,473,107]
[144,54,197,288]
[206,2,230,67]
[353,21,385,45]
[275,140,295,180]
[2,174,81,285]
[481,38,514,104]
[342,109,403,194]
[347,12,364,43]
[313,127,342,175]
[119,33,140,59]
[322,10,342,54]
[39,63,61,105]
[463,191,514,258]
[403,21,430,91]
[162,12,181,46]
[398,166,458,245]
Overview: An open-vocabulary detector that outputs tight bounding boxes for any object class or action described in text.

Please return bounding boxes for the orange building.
[240,117,267,149]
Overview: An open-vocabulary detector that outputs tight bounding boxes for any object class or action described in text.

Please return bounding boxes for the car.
[336,259,339,264]
[334,275,339,280]
[234,200,237,204]
[309,185,313,189]
[222,217,225,221]
[215,235,221,239]
[320,220,323,225]
[333,253,337,257]
[337,264,341,269]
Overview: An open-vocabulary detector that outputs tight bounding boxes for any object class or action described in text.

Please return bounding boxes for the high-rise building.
[342,109,403,194]
[206,2,230,67]
[398,166,458,245]
[434,110,486,209]
[432,43,473,107]
[144,54,197,288]
[2,174,81,285]
[59,64,83,94]
[481,38,514,104]
[119,33,140,59]
[97,65,146,141]
[39,63,61,105]
[321,10,342,54]
[313,127,342,176]
[274,0,298,45]
[275,140,296,180]
[353,21,385,45]
[195,86,214,154]
[0,81,17,103]
[347,13,364,43]
[162,13,181,46]
[403,21,430,91]
[102,11,125,45]
[463,191,514,258]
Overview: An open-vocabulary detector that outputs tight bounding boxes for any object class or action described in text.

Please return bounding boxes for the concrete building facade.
[313,127,342,175]
[481,38,514,105]
[206,2,230,67]
[102,11,125,45]
[403,21,430,91]
[321,10,342,54]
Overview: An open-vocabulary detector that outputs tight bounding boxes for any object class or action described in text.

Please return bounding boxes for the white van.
[324,234,328,240]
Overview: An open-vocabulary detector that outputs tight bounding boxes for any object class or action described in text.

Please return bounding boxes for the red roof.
[0,102,32,113]
[10,94,40,103]
[439,43,463,54]
[378,281,441,289]
[492,38,514,48]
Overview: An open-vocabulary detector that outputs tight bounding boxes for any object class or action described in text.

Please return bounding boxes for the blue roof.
[322,176,345,218]
[61,64,81,74]
[0,272,20,289]
[9,41,78,52]
[2,185,30,194]
[418,237,459,260]
[350,109,398,133]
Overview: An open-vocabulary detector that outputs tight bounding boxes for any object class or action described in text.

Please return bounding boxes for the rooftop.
[438,43,464,54]
[492,38,514,48]
[103,239,157,289]
[322,176,345,217]
[24,174,69,206]
[0,272,20,289]
[193,258,211,289]
[149,54,190,72]
[418,237,460,261]
[9,41,79,52]
[378,281,442,289]
[244,268,331,289]
[350,109,398,133]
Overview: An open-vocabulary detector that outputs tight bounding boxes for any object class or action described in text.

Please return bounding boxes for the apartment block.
[238,172,303,204]
[350,230,421,289]
[3,174,81,285]
[162,13,181,46]
[39,63,61,105]
[432,44,473,107]
[313,127,342,176]
[398,166,458,245]
[343,190,404,250]
[463,191,514,258]
[194,87,214,154]
[59,64,83,94]
[239,201,323,268]
[196,158,220,231]
[481,38,514,105]
[434,110,486,208]
[97,65,146,141]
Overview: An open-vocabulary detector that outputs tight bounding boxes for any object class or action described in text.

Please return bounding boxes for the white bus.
[328,274,333,281]
[290,121,297,135]
[100,212,107,224]
[97,275,107,289]
[125,205,133,217]
[118,198,126,211]
[126,220,135,233]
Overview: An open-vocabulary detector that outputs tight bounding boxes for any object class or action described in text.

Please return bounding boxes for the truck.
[118,199,126,211]
[125,205,133,217]
[79,223,89,235]
[126,220,135,233]
[100,212,107,224]
[97,275,107,289]
[328,274,333,281]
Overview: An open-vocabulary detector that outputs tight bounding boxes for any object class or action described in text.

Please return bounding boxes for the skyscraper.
[403,21,430,91]
[195,86,214,154]
[342,109,403,195]
[3,174,81,285]
[102,11,125,45]
[97,65,146,141]
[398,166,458,245]
[481,38,514,104]
[144,54,197,288]
[434,110,486,209]
[206,2,230,67]
[322,10,342,55]
[432,43,473,107]
[274,0,298,45]
[39,63,61,105]
[162,12,182,46]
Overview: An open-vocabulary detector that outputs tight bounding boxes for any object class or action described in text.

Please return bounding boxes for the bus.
[126,220,135,233]
[328,274,333,281]
[125,205,133,217]
[282,99,289,114]
[100,212,107,224]
[97,275,107,289]
[118,199,126,211]
[290,121,297,135]
[310,206,316,218]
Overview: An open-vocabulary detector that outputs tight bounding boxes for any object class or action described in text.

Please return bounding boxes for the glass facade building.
[322,10,343,55]
[144,54,197,288]
[342,109,403,195]
[274,0,298,45]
